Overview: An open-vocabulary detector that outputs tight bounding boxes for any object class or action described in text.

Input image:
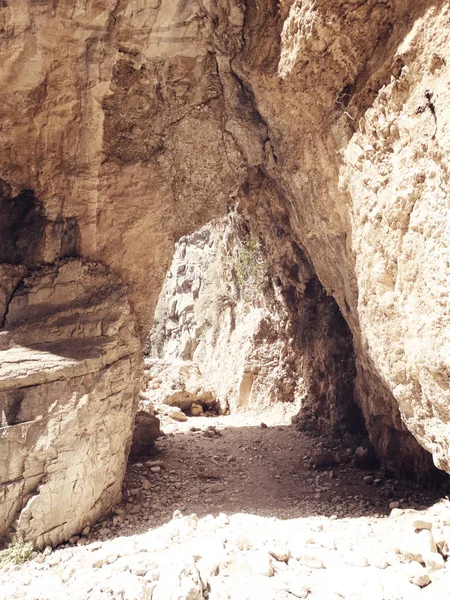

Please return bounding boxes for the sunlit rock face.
[1,0,450,545]
[146,215,304,417]
[0,260,141,549]
[235,0,450,478]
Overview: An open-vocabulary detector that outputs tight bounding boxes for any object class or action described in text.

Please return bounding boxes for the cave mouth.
[134,213,367,459]
[116,215,450,550]
[132,210,449,493]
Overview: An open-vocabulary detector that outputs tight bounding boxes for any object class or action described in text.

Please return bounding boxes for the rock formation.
[1,0,449,545]
[0,260,141,549]
[146,215,302,416]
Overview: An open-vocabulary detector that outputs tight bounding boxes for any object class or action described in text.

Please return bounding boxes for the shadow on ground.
[92,419,448,542]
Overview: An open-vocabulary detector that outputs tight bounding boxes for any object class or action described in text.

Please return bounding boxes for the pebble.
[249,551,274,577]
[300,553,324,569]
[209,482,225,493]
[413,519,433,531]
[199,467,221,479]
[408,562,431,588]
[46,555,61,567]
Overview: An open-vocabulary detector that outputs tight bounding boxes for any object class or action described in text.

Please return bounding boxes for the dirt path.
[117,413,441,537]
[1,412,450,600]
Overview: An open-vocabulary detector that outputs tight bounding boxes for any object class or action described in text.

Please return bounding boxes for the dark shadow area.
[0,186,47,267]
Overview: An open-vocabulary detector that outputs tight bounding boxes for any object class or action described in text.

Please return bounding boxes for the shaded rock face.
[0,0,449,544]
[130,410,162,457]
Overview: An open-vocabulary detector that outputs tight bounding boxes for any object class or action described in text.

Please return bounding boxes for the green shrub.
[0,541,33,568]
[233,237,269,294]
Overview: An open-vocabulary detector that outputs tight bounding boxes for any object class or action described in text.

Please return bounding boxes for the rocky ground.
[1,410,450,600]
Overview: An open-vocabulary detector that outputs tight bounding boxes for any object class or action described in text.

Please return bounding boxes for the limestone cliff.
[146,214,302,415]
[1,0,450,545]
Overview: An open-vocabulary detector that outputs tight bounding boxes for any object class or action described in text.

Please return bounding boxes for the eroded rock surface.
[146,215,302,415]
[0,260,141,549]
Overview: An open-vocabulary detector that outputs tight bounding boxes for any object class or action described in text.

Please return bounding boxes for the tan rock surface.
[0,260,141,549]
[147,216,302,415]
[234,0,450,475]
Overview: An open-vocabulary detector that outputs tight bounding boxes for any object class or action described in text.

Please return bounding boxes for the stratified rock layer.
[0,260,141,548]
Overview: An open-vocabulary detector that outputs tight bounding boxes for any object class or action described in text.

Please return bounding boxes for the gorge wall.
[146,214,303,417]
[0,0,449,546]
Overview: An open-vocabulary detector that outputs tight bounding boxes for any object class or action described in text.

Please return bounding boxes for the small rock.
[364,475,374,485]
[425,552,445,572]
[389,501,400,510]
[209,482,225,493]
[191,404,203,416]
[167,407,188,422]
[145,460,164,468]
[268,543,290,562]
[92,557,108,568]
[413,520,433,531]
[69,536,80,545]
[216,513,230,526]
[199,467,221,479]
[344,552,369,567]
[408,562,431,588]
[260,422,268,429]
[282,580,310,599]
[142,479,151,490]
[248,551,274,577]
[373,556,390,569]
[311,452,337,468]
[354,446,375,469]
[151,466,161,473]
[89,542,103,551]
[300,553,324,569]
[46,554,61,567]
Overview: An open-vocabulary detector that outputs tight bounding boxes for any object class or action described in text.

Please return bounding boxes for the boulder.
[0,260,142,548]
[130,410,162,456]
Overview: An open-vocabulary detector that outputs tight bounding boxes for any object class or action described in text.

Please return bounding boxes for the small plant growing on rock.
[233,237,269,295]
[0,541,33,568]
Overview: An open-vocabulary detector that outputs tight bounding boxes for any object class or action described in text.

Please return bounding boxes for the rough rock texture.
[0,260,141,549]
[1,0,450,544]
[147,216,302,414]
[233,0,450,477]
[130,410,162,457]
